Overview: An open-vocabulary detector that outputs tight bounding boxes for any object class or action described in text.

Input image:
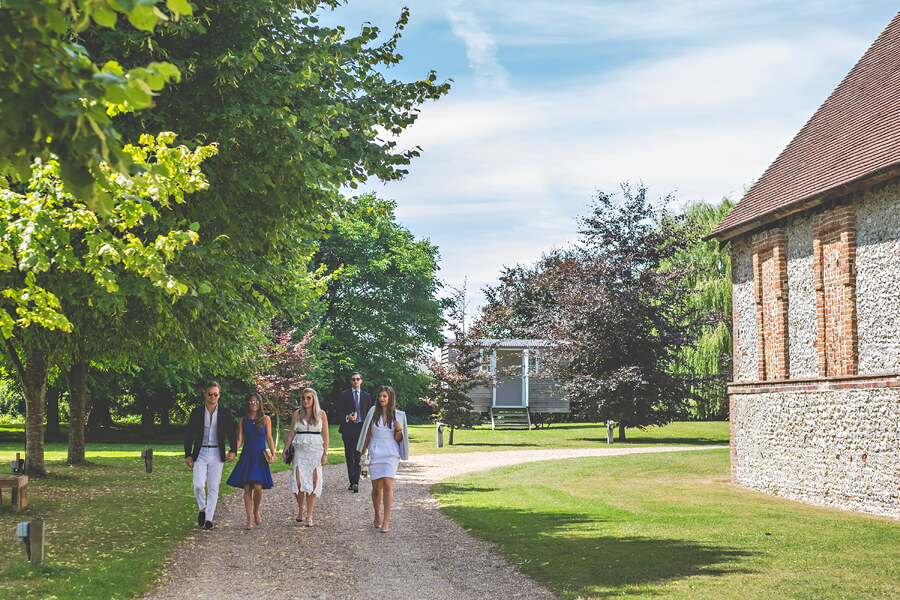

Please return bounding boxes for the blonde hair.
[297,388,322,426]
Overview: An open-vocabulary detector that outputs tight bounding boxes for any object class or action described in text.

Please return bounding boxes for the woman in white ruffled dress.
[283,388,329,526]
[359,385,407,533]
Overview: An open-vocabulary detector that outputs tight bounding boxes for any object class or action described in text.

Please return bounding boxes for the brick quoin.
[813,204,858,377]
[752,228,789,380]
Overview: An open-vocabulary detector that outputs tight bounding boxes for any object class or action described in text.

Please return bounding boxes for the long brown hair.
[297,388,321,426]
[245,392,266,433]
[372,386,396,428]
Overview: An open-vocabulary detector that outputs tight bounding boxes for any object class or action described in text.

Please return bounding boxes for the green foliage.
[422,285,492,443]
[0,132,217,338]
[661,198,734,419]
[0,0,190,205]
[435,450,900,599]
[78,0,451,376]
[305,194,447,405]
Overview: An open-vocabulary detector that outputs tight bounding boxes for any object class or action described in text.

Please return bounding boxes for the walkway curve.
[142,445,723,600]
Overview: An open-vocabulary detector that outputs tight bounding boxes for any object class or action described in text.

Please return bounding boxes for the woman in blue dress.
[358,386,408,533]
[226,392,275,530]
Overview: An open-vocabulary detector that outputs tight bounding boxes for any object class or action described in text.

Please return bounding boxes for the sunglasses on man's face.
[351,377,361,381]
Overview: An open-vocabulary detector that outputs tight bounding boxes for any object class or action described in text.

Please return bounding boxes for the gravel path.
[142,445,722,600]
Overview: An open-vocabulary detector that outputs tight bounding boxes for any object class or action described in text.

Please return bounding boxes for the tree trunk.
[159,404,171,430]
[137,388,154,438]
[87,393,113,428]
[24,345,50,476]
[448,425,454,445]
[274,411,282,450]
[45,385,62,442]
[66,360,89,465]
[618,421,626,442]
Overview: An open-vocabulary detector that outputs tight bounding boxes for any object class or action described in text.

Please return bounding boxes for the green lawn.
[406,420,729,455]
[433,449,900,600]
[0,421,728,599]
[0,439,341,600]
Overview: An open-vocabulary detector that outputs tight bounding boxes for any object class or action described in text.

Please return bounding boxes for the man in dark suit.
[337,371,371,492]
[184,381,237,530]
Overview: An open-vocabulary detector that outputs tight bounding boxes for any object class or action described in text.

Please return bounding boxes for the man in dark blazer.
[184,381,237,530]
[337,371,371,492]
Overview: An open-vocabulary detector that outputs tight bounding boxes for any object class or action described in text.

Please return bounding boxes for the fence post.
[141,449,153,473]
[436,422,444,448]
[30,518,44,565]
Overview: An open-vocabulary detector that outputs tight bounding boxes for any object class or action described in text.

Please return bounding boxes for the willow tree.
[661,198,734,419]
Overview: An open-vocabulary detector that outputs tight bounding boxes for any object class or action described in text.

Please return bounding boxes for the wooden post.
[606,420,615,444]
[142,449,153,473]
[30,518,44,565]
[436,422,444,448]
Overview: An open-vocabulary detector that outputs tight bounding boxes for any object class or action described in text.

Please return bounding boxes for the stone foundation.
[730,384,900,518]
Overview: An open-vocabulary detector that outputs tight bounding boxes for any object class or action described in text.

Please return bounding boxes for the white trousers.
[193,447,224,521]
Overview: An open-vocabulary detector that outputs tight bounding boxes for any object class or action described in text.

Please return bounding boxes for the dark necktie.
[354,390,360,422]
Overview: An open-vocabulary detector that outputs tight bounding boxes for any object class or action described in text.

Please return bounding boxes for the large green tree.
[0,133,216,474]
[79,0,450,391]
[307,194,447,406]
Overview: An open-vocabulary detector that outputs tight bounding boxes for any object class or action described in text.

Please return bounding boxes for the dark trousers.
[341,423,363,485]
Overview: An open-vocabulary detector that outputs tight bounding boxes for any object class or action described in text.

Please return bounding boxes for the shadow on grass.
[448,442,535,448]
[438,504,753,598]
[578,436,727,446]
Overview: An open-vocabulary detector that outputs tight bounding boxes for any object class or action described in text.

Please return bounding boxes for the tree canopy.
[1,1,450,474]
[306,193,447,406]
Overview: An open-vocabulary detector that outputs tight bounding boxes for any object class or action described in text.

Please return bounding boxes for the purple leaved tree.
[253,325,315,447]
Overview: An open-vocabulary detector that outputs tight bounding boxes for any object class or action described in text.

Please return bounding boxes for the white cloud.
[444,0,510,90]
[363,28,880,295]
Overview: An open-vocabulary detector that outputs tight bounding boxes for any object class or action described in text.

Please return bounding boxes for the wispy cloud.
[444,0,510,90]
[329,0,898,304]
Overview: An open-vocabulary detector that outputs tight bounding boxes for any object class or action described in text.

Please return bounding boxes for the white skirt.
[292,437,324,496]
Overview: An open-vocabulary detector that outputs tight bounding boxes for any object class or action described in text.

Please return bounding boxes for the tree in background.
[307,194,447,407]
[662,199,734,419]
[75,1,450,415]
[254,325,315,447]
[480,185,699,440]
[478,257,559,339]
[422,285,493,445]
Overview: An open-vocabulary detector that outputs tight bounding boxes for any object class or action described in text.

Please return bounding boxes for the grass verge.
[433,449,900,600]
[407,420,729,455]
[0,439,341,600]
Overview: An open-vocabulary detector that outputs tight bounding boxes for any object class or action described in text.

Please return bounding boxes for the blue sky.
[319,1,899,306]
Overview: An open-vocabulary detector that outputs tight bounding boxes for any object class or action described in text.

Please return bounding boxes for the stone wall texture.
[856,183,900,374]
[731,387,900,517]
[729,182,900,518]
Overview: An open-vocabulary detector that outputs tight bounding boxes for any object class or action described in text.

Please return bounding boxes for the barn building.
[709,12,900,517]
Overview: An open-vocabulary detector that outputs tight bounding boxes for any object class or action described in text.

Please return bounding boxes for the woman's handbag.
[282,445,294,465]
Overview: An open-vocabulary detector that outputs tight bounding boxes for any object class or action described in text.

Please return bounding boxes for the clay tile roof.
[710,11,900,242]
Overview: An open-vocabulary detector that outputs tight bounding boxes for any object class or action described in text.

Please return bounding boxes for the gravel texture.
[142,446,720,600]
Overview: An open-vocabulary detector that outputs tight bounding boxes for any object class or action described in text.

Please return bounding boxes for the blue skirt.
[226,450,274,489]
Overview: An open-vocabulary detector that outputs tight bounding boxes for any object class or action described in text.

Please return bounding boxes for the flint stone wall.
[731,388,900,517]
